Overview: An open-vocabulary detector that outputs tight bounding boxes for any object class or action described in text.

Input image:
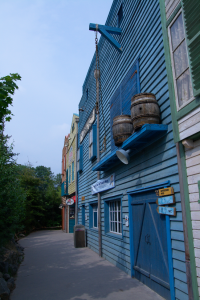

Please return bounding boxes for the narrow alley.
[11,230,164,300]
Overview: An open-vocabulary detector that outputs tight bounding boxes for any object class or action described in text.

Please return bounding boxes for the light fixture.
[116,149,131,164]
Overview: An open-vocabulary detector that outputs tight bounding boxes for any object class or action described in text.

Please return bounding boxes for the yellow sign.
[156,187,174,197]
[81,196,85,201]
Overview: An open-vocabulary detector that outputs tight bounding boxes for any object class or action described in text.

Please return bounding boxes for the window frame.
[109,200,122,235]
[89,201,98,230]
[104,196,123,240]
[168,9,194,111]
[89,124,97,161]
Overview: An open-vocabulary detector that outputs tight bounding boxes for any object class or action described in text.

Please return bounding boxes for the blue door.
[131,191,170,300]
[69,204,75,233]
[82,205,85,226]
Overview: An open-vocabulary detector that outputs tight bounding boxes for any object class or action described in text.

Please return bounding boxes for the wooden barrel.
[131,93,160,130]
[112,115,133,146]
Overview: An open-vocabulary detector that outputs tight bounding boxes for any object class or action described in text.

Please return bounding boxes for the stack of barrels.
[112,93,160,146]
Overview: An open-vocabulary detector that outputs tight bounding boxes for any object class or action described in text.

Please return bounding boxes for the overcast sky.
[0,0,113,175]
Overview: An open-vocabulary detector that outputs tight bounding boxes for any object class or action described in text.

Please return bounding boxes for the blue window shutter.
[110,58,140,151]
[80,145,83,172]
[92,124,97,159]
[110,87,121,151]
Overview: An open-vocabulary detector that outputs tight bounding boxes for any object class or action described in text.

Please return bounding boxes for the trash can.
[74,225,85,248]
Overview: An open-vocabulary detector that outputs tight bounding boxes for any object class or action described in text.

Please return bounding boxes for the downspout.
[75,118,79,226]
[176,143,194,300]
[94,68,102,257]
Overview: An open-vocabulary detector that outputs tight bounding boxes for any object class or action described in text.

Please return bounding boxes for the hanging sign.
[156,187,174,197]
[80,109,95,143]
[66,198,74,205]
[82,196,85,201]
[156,206,176,216]
[91,174,115,195]
[156,195,175,206]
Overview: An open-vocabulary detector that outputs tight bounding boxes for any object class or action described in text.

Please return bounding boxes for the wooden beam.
[89,23,122,52]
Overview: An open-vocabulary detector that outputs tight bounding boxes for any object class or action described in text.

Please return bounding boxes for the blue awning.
[92,124,168,172]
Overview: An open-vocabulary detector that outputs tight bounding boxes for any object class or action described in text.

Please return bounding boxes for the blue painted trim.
[89,200,98,229]
[82,204,85,226]
[89,23,122,52]
[92,124,168,171]
[127,180,170,195]
[166,215,175,300]
[104,195,123,239]
[89,124,97,161]
[128,194,134,277]
[78,145,83,173]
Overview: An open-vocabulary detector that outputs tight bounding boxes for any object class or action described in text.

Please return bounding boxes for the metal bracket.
[89,23,122,52]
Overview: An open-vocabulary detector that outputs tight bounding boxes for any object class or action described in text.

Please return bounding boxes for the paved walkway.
[11,230,164,300]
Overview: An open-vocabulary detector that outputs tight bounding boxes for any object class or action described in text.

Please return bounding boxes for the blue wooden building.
[77,1,191,299]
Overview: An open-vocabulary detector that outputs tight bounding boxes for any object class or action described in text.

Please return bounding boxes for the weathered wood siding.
[78,0,189,299]
[178,107,200,141]
[165,0,181,20]
[185,139,200,295]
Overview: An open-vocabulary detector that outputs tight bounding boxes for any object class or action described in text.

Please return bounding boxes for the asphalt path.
[11,230,164,300]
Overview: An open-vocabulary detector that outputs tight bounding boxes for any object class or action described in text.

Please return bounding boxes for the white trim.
[109,200,122,235]
[178,106,200,125]
[168,9,194,111]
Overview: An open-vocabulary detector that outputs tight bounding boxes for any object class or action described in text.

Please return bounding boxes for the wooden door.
[131,191,170,300]
[69,205,75,233]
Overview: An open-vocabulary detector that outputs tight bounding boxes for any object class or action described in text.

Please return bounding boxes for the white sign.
[157,206,176,216]
[80,109,95,143]
[125,215,129,227]
[66,198,74,205]
[91,174,115,195]
[156,195,175,206]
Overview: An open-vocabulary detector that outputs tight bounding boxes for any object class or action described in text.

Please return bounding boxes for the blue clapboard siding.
[77,0,188,298]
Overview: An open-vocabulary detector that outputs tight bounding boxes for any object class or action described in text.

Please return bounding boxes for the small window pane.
[177,69,193,107]
[94,212,97,228]
[171,13,185,51]
[174,40,188,78]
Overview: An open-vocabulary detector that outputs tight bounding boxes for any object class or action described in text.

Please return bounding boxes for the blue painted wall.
[78,0,188,299]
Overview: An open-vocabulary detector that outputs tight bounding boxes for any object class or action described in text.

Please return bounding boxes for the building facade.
[159,0,200,298]
[76,0,197,299]
[61,114,79,233]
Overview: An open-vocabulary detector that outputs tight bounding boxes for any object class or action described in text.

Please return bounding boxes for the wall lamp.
[116,149,131,164]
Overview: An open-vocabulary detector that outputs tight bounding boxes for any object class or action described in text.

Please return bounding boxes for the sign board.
[156,195,175,206]
[125,215,129,227]
[91,174,115,195]
[69,146,73,164]
[156,187,174,197]
[66,198,74,206]
[80,109,95,143]
[156,206,176,216]
[82,196,85,201]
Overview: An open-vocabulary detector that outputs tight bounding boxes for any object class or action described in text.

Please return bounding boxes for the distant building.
[61,114,79,233]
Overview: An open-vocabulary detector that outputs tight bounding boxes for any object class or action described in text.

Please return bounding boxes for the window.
[109,201,122,234]
[118,4,123,27]
[72,161,74,181]
[69,165,71,183]
[77,145,83,172]
[89,129,93,159]
[89,202,98,229]
[89,124,97,160]
[93,205,98,228]
[168,11,193,109]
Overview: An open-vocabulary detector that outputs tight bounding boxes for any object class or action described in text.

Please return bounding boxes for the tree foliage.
[0,73,62,245]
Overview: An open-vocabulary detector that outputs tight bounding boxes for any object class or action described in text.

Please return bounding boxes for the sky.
[0,0,113,175]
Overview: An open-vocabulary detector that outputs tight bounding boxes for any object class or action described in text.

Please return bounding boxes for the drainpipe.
[176,143,193,300]
[75,118,79,226]
[94,68,102,257]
